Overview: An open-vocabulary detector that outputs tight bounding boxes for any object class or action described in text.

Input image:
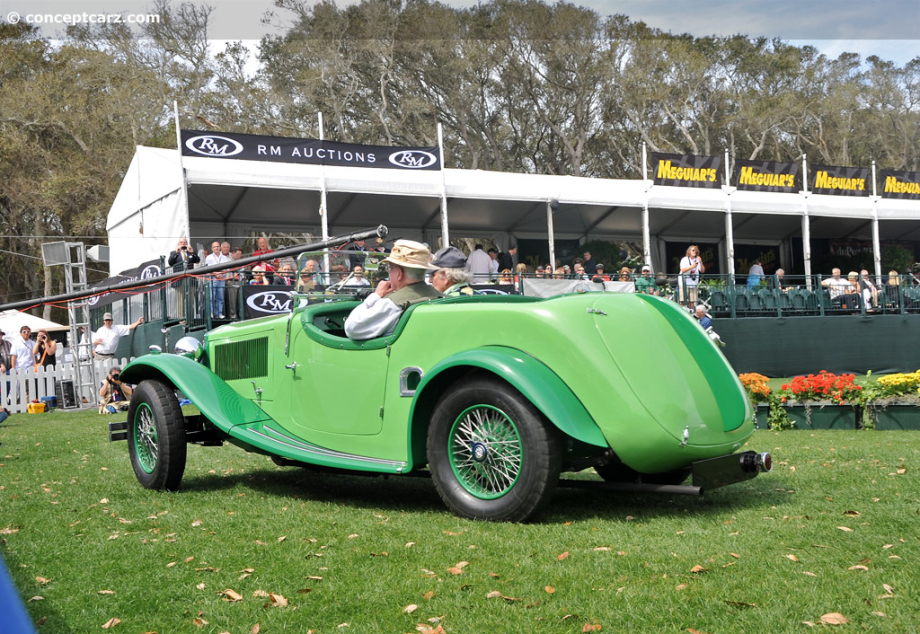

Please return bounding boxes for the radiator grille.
[213,337,269,381]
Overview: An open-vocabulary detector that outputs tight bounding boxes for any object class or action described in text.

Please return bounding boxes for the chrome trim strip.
[247,426,407,468]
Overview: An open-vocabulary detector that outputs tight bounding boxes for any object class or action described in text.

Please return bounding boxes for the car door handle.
[285,363,298,372]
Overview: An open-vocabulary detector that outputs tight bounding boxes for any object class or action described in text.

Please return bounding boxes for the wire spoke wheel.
[133,403,159,474]
[428,377,561,522]
[127,380,187,491]
[449,405,523,499]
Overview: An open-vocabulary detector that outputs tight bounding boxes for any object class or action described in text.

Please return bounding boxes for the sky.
[4,0,919,64]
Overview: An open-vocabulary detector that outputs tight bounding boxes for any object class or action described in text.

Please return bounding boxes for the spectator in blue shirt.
[747,258,764,287]
[695,305,712,329]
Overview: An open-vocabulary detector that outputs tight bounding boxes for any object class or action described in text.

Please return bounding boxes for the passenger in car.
[344,240,441,340]
[430,246,475,297]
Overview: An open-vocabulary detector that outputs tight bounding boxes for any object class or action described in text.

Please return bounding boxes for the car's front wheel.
[127,380,187,491]
[427,377,561,522]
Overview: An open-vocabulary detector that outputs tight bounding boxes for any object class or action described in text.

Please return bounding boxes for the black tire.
[427,377,562,522]
[127,380,187,491]
[595,462,690,486]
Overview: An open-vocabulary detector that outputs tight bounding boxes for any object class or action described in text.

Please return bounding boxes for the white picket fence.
[1,357,133,413]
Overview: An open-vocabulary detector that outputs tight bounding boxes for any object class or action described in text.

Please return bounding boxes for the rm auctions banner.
[809,164,869,197]
[878,169,920,200]
[180,130,441,171]
[85,258,164,308]
[651,152,723,189]
[734,159,800,193]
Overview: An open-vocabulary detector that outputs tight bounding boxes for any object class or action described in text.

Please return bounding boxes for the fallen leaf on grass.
[98,590,115,595]
[306,575,323,581]
[253,590,269,598]
[404,604,419,614]
[820,613,849,625]
[687,629,710,634]
[100,498,109,504]
[676,584,688,591]
[872,612,887,617]
[784,554,799,562]
[221,589,243,602]
[406,542,415,548]
[193,617,209,627]
[196,583,206,590]
[166,562,177,568]
[251,624,260,634]
[582,622,602,632]
[297,588,312,594]
[545,586,556,594]
[690,565,707,573]
[267,593,287,607]
[801,621,815,627]
[802,571,818,577]
[557,552,570,561]
[415,625,446,634]
[593,547,611,552]
[277,536,287,543]
[486,591,520,601]
[730,553,740,559]
[101,617,121,629]
[724,600,756,608]
[423,591,435,600]
[837,526,854,532]
[191,520,202,527]
[28,596,43,602]
[35,577,50,585]
[347,534,359,539]
[848,565,869,571]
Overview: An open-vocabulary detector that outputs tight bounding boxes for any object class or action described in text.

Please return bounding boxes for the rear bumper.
[692,450,772,492]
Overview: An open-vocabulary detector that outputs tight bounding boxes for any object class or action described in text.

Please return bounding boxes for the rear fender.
[121,354,272,433]
[408,346,608,467]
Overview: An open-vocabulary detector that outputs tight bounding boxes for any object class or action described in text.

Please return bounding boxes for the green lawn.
[1,409,917,633]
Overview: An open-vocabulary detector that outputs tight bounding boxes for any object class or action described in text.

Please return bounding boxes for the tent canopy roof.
[105,146,920,273]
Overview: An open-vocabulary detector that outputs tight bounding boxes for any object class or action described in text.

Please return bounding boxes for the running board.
[559,479,703,496]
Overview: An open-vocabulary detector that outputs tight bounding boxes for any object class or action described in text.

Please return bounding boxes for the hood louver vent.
[214,337,269,381]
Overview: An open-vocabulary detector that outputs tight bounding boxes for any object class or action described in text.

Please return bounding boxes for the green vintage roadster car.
[111,291,770,522]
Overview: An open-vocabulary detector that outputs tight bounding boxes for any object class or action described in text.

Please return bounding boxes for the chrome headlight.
[174,336,203,359]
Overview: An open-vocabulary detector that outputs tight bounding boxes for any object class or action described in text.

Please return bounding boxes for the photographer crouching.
[98,367,133,414]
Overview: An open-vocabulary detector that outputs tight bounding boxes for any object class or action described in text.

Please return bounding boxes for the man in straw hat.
[345,240,442,340]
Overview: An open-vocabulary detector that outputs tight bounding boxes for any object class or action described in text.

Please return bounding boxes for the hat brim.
[383,255,438,271]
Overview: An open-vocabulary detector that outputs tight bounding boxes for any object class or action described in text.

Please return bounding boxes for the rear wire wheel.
[127,380,187,491]
[427,377,561,522]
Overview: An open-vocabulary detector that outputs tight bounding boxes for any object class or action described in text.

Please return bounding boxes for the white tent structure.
[106,145,920,277]
[0,310,69,335]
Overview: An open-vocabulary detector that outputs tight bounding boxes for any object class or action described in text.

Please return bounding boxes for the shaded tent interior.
[106,146,920,277]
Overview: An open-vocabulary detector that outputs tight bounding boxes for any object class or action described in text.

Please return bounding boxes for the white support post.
[318,112,330,276]
[801,154,812,289]
[871,161,882,281]
[437,123,450,248]
[723,149,735,279]
[547,200,557,272]
[641,142,651,269]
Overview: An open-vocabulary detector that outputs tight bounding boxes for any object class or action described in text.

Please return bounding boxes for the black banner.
[809,164,869,197]
[879,169,920,200]
[87,258,164,308]
[734,159,800,193]
[242,285,298,319]
[652,152,722,189]
[181,130,441,171]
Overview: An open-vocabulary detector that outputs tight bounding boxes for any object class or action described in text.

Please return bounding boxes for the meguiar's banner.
[734,159,800,193]
[878,169,920,200]
[651,152,722,189]
[809,164,869,196]
[181,130,441,171]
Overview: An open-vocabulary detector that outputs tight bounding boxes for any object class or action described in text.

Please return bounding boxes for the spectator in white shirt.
[93,312,143,358]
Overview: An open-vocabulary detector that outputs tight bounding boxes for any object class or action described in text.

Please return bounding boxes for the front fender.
[121,354,272,432]
[410,346,608,450]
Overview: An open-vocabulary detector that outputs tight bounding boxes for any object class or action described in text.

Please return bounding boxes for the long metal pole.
[0,227,388,313]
